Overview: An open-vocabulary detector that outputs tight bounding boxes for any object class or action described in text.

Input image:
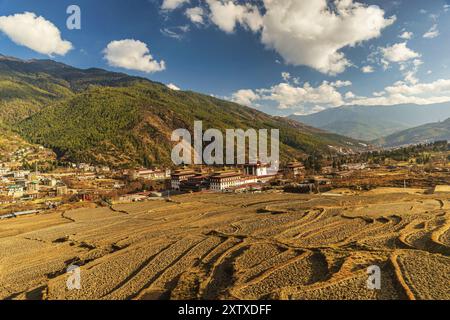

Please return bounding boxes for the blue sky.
[1,0,450,116]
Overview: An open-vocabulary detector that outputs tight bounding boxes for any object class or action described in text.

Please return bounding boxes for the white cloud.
[429,13,439,21]
[349,94,450,106]
[264,82,344,109]
[230,76,355,113]
[345,91,356,99]
[404,71,418,85]
[253,81,344,112]
[167,83,181,90]
[330,80,352,88]
[369,43,421,72]
[385,79,450,96]
[0,12,72,56]
[206,0,263,33]
[232,76,450,112]
[231,89,260,106]
[161,0,190,10]
[399,31,413,39]
[281,72,291,82]
[309,105,326,114]
[164,1,394,75]
[160,25,190,40]
[185,7,205,24]
[423,24,439,39]
[381,42,420,63]
[260,0,395,75]
[281,72,301,85]
[399,58,423,85]
[347,79,450,106]
[103,39,166,73]
[361,65,374,73]
[412,59,423,67]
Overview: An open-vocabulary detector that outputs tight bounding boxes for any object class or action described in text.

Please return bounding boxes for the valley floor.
[0,190,449,300]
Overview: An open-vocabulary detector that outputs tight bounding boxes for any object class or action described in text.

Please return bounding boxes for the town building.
[77,172,96,180]
[78,163,95,172]
[180,174,210,192]
[27,172,39,182]
[243,162,269,176]
[171,170,196,190]
[284,162,304,177]
[13,170,30,179]
[15,178,27,187]
[210,171,243,191]
[131,168,171,180]
[7,185,24,198]
[42,178,57,187]
[56,185,68,196]
[26,181,39,192]
[170,166,276,192]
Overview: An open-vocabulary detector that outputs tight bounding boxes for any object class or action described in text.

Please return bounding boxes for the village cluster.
[0,155,387,220]
[0,160,302,204]
[0,152,322,218]
[1,141,449,220]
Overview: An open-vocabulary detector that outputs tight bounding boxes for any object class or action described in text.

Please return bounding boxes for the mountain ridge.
[375,118,450,147]
[289,104,450,141]
[0,55,364,168]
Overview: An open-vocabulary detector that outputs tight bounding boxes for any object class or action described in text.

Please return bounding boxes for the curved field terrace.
[0,190,449,300]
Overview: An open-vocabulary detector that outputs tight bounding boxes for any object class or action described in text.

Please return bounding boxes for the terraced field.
[0,190,449,300]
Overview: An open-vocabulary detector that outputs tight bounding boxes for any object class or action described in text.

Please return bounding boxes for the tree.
[303,154,322,173]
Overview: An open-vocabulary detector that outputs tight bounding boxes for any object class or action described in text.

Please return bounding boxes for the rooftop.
[211,171,242,178]
[172,170,196,177]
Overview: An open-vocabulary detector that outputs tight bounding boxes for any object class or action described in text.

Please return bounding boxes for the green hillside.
[0,55,142,124]
[1,55,364,168]
[375,118,450,147]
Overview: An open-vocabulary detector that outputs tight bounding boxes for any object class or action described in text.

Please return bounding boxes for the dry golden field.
[0,190,449,300]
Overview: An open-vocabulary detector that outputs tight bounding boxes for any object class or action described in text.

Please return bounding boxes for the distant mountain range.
[374,118,450,147]
[289,104,450,141]
[0,54,363,167]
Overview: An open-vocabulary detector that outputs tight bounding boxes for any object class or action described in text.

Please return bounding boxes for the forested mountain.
[0,55,364,167]
[375,118,450,147]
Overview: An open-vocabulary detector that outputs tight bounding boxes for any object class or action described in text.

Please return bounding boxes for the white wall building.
[210,172,243,191]
[244,163,269,177]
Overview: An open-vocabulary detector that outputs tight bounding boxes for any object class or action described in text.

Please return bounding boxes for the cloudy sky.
[1,0,450,115]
